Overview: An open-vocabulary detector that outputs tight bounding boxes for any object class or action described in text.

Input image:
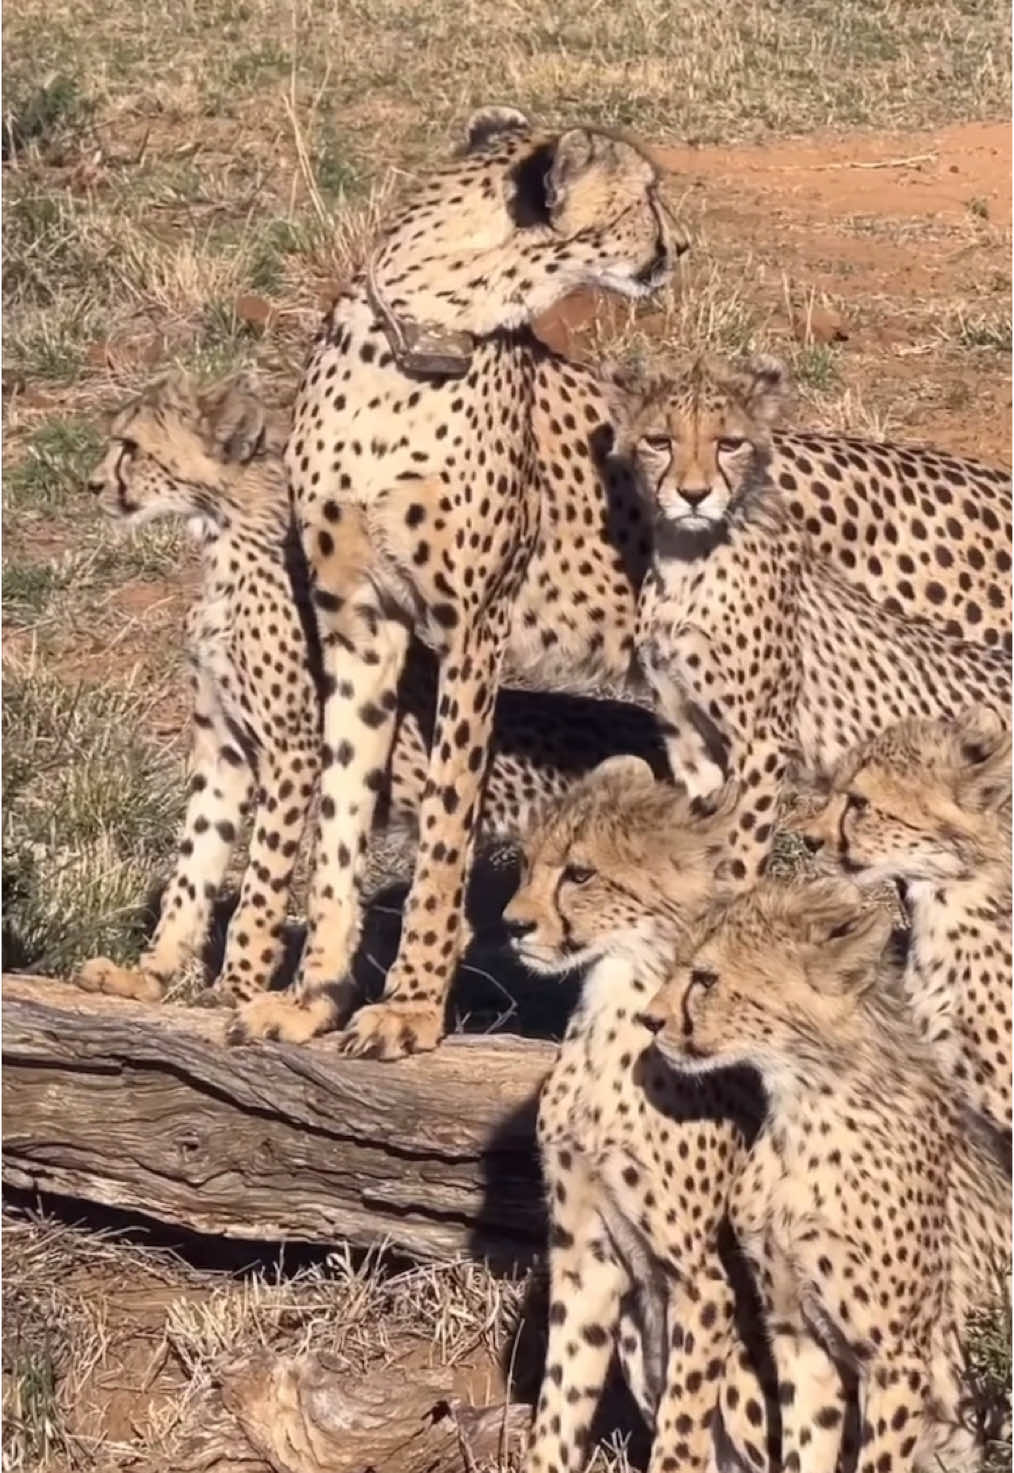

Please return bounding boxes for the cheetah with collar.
[262,105,683,1057]
[622,354,1011,886]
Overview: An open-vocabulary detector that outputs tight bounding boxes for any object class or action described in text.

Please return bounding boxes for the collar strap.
[366,259,474,378]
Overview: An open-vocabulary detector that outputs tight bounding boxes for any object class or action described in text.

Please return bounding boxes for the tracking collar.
[366,258,474,378]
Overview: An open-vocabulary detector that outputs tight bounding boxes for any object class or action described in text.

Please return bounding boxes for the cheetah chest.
[290,299,541,629]
[540,959,657,1165]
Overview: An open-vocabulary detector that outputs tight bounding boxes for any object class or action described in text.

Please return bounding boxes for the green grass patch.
[2,671,183,975]
[4,419,103,515]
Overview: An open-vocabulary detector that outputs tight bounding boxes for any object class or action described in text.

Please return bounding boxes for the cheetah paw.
[226,991,330,1046]
[75,957,166,1003]
[337,1001,443,1060]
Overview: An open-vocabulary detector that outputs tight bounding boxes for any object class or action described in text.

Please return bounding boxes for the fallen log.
[2,974,556,1263]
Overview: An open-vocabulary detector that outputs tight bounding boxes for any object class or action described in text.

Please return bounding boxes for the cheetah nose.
[802,835,825,855]
[680,486,710,508]
[503,915,536,941]
[86,477,104,497]
[636,1010,665,1035]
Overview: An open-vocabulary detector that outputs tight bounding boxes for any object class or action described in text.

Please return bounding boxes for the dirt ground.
[540,119,1012,461]
[2,5,1011,1463]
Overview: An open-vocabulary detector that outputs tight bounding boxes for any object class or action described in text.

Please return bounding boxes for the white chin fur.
[652,1039,728,1076]
[595,272,656,300]
[511,941,602,977]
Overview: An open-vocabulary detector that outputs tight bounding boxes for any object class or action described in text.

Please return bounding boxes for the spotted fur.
[75,373,671,1013]
[503,758,777,1473]
[788,709,1012,1138]
[644,875,1011,1473]
[280,105,682,1058]
[624,355,1011,886]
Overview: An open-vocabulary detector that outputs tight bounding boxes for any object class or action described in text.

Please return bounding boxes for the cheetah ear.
[545,128,601,218]
[742,354,789,426]
[599,360,667,451]
[709,353,787,427]
[149,369,198,420]
[780,755,831,822]
[202,374,267,464]
[591,754,657,791]
[461,105,531,155]
[796,879,893,996]
[688,777,740,826]
[949,707,1011,815]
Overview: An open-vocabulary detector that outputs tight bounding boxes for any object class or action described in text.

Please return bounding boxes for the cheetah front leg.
[525,1149,629,1473]
[77,682,252,1002]
[338,608,509,1059]
[231,553,410,1044]
[647,1255,739,1473]
[856,1353,936,1473]
[216,746,317,1006]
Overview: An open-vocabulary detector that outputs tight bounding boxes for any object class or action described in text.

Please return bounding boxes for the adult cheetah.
[273,105,684,1058]
[501,757,778,1473]
[789,708,1012,1140]
[622,354,1010,883]
[643,875,1012,1473]
[75,372,673,1009]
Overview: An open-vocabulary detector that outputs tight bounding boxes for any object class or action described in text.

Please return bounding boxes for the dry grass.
[2,1203,541,1472]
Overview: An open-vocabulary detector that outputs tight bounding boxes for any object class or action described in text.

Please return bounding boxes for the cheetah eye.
[118,437,139,457]
[640,434,670,454]
[845,792,868,814]
[690,967,718,990]
[717,436,747,453]
[563,864,596,886]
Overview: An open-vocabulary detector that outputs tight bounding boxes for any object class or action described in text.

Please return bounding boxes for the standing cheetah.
[623,354,1010,884]
[642,875,1012,1473]
[789,708,1012,1139]
[501,757,777,1473]
[273,105,683,1058]
[75,372,672,1009]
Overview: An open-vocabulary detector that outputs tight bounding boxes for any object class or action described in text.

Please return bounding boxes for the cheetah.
[501,756,778,1473]
[77,371,318,1004]
[261,106,1007,1060]
[75,372,672,1010]
[788,707,1012,1140]
[620,354,1010,885]
[275,104,684,1059]
[642,875,1012,1473]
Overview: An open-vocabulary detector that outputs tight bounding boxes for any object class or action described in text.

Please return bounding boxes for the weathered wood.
[2,974,556,1263]
[213,1353,532,1473]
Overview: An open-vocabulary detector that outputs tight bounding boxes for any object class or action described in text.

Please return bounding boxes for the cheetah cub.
[503,758,777,1473]
[614,355,1011,887]
[643,875,1012,1473]
[77,372,673,1016]
[789,707,1012,1139]
[78,372,319,1005]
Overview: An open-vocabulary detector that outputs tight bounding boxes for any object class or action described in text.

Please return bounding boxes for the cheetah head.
[88,372,277,532]
[609,354,787,551]
[787,709,1012,886]
[500,754,738,979]
[368,105,686,343]
[640,875,895,1078]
